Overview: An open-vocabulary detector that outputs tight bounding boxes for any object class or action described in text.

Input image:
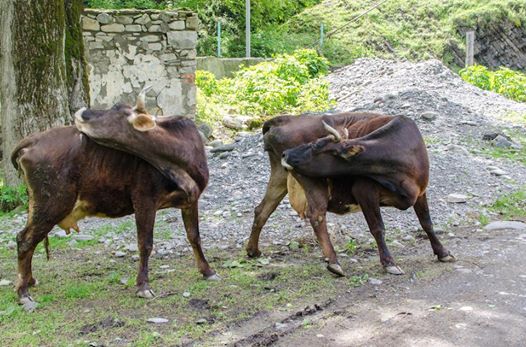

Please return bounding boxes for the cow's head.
[75,86,156,143]
[281,121,364,177]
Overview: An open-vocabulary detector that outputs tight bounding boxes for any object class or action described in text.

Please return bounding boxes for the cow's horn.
[134,85,152,113]
[343,128,349,140]
[322,121,341,142]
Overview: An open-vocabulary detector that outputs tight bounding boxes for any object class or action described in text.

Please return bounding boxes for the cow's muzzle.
[281,153,293,171]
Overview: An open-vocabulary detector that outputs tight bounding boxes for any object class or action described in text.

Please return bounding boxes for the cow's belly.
[58,195,134,234]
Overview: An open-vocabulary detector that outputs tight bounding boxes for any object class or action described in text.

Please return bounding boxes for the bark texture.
[0,0,87,184]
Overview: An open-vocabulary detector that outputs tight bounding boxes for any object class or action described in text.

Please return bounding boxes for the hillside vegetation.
[86,0,526,68]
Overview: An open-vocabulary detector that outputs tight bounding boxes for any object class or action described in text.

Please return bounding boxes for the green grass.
[269,0,526,67]
[489,187,526,220]
[479,130,526,165]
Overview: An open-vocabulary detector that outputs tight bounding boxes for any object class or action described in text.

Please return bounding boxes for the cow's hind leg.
[16,222,54,310]
[299,176,343,277]
[246,162,287,258]
[413,193,455,262]
[353,180,404,275]
[134,207,156,298]
[182,202,218,280]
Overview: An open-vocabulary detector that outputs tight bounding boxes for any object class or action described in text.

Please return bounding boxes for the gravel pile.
[1,59,525,258]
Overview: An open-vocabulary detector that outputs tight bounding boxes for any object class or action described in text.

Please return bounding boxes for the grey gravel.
[1,59,525,257]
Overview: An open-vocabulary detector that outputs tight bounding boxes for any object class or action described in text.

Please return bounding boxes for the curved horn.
[342,127,349,140]
[322,121,341,142]
[134,85,152,113]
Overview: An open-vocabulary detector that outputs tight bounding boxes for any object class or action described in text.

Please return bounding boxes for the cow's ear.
[131,114,156,132]
[340,145,364,160]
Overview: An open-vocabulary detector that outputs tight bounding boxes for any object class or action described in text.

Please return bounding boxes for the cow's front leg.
[134,208,156,298]
[353,179,403,275]
[299,176,343,277]
[182,202,219,280]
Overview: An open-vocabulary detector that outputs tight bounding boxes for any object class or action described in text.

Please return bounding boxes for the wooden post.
[465,31,475,67]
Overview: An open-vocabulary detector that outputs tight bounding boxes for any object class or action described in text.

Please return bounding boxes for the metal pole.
[217,21,222,57]
[465,31,475,67]
[320,23,324,49]
[245,0,251,58]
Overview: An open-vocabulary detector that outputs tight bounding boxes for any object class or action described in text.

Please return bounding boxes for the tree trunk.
[0,0,88,185]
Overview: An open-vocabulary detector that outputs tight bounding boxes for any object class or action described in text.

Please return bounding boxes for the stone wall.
[451,21,526,70]
[197,57,271,79]
[82,9,198,117]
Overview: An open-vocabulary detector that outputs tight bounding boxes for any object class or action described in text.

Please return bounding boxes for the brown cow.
[246,112,454,277]
[11,91,218,310]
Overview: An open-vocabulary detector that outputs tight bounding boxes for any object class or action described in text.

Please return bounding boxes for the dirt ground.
[202,226,526,347]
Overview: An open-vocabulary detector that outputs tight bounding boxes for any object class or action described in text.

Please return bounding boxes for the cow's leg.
[134,208,156,298]
[16,222,54,310]
[413,193,455,262]
[299,176,343,277]
[246,163,288,258]
[182,202,218,280]
[353,180,404,275]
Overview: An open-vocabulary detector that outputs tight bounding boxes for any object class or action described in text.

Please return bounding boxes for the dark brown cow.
[247,112,454,276]
[11,91,217,310]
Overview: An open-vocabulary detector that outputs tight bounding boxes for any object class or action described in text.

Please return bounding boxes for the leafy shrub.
[460,65,526,102]
[195,70,219,97]
[196,49,334,127]
[0,184,28,213]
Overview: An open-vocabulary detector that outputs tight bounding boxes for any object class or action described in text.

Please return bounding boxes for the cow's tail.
[10,137,34,171]
[44,236,50,260]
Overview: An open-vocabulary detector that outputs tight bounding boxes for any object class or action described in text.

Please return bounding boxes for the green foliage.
[86,0,164,9]
[0,184,28,213]
[489,188,526,219]
[196,49,334,127]
[345,238,357,255]
[460,65,526,102]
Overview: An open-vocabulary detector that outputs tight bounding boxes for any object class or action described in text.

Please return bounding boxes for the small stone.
[369,278,383,285]
[125,25,142,32]
[421,112,438,121]
[222,115,244,130]
[119,277,129,285]
[131,255,140,261]
[7,240,16,249]
[183,291,191,298]
[275,322,288,330]
[484,221,526,231]
[218,152,230,159]
[195,318,208,325]
[126,243,138,252]
[493,135,513,148]
[82,17,100,31]
[490,169,507,176]
[0,279,12,286]
[101,23,125,33]
[169,21,185,30]
[459,306,473,312]
[73,234,94,241]
[135,14,151,25]
[446,193,468,203]
[114,251,126,258]
[209,140,223,148]
[96,12,113,24]
[210,144,235,153]
[147,317,169,324]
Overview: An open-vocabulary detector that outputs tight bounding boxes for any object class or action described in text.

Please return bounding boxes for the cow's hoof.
[205,273,221,281]
[327,263,345,277]
[246,248,261,258]
[136,288,155,299]
[19,296,38,312]
[385,265,405,275]
[439,253,456,262]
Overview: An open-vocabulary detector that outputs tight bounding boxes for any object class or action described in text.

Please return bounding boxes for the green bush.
[0,184,28,213]
[460,65,526,102]
[196,49,334,127]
